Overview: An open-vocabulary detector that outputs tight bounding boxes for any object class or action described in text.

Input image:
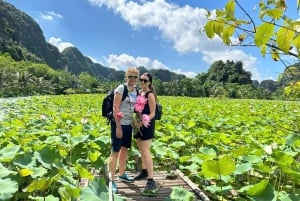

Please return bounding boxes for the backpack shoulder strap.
[145,91,152,98]
[135,87,139,95]
[121,84,128,101]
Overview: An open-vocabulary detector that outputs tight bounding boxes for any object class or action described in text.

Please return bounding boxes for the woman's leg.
[139,139,153,178]
[137,138,146,169]
[134,138,148,180]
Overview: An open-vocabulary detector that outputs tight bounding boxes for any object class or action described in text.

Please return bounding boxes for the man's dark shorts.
[110,121,133,152]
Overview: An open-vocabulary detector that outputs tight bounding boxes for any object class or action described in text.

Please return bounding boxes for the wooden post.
[108,172,113,201]
[175,169,210,201]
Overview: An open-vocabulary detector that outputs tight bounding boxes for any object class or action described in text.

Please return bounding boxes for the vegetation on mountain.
[204,0,300,99]
[0,0,299,100]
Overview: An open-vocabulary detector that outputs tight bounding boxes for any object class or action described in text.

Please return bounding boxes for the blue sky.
[4,0,300,81]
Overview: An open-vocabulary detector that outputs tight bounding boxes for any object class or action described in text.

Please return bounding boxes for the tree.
[78,72,99,93]
[204,0,300,98]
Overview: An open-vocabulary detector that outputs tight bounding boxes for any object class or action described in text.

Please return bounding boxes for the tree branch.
[234,0,257,32]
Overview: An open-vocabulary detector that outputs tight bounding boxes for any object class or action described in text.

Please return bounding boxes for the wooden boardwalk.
[81,169,210,201]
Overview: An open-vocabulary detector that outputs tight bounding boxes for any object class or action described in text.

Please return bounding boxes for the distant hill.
[0,0,185,82]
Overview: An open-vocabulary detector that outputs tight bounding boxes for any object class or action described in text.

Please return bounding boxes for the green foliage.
[167,186,195,201]
[284,81,300,99]
[204,0,300,97]
[2,0,300,100]
[205,0,300,60]
[80,177,126,201]
[0,94,299,200]
[201,155,236,179]
[0,178,18,201]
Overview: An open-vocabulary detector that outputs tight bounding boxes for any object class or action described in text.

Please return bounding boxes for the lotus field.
[0,94,299,201]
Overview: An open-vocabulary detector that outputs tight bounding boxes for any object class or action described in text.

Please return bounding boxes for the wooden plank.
[80,170,210,201]
[175,169,210,201]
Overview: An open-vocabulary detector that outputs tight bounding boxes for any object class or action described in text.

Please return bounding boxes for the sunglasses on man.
[127,76,138,79]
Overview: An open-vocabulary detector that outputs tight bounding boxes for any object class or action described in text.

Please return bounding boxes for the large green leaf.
[276,27,295,53]
[35,146,60,169]
[204,20,215,39]
[222,25,235,45]
[0,163,16,178]
[254,22,274,47]
[76,164,94,180]
[265,8,283,20]
[201,155,235,179]
[246,179,275,201]
[24,177,55,192]
[169,186,195,201]
[214,21,224,37]
[225,0,235,19]
[0,145,21,162]
[71,135,89,146]
[58,184,80,200]
[234,163,252,175]
[80,177,126,201]
[13,152,36,168]
[0,178,18,201]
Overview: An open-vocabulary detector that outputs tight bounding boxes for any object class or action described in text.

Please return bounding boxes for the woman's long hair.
[143,72,158,102]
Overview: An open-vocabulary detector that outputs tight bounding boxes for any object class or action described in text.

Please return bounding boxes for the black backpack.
[155,103,162,120]
[102,84,128,124]
[145,91,162,120]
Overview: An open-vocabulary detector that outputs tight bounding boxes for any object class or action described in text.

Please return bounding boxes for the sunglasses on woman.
[139,79,149,83]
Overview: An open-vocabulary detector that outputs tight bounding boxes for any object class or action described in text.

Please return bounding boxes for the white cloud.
[89,0,208,53]
[38,11,63,21]
[88,0,260,79]
[48,37,73,52]
[98,53,196,77]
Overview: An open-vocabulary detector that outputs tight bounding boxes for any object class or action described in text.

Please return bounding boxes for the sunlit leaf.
[260,44,267,56]
[222,25,235,45]
[216,9,226,17]
[186,120,196,128]
[225,0,235,19]
[88,150,100,162]
[265,8,283,20]
[201,155,235,179]
[76,164,94,180]
[214,21,224,37]
[19,168,34,177]
[254,22,274,46]
[205,20,215,39]
[276,27,295,53]
[25,178,53,192]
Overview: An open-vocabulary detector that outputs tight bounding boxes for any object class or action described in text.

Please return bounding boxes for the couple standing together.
[108,67,158,196]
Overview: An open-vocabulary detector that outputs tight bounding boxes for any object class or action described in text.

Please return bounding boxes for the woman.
[108,67,139,193]
[134,72,158,196]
